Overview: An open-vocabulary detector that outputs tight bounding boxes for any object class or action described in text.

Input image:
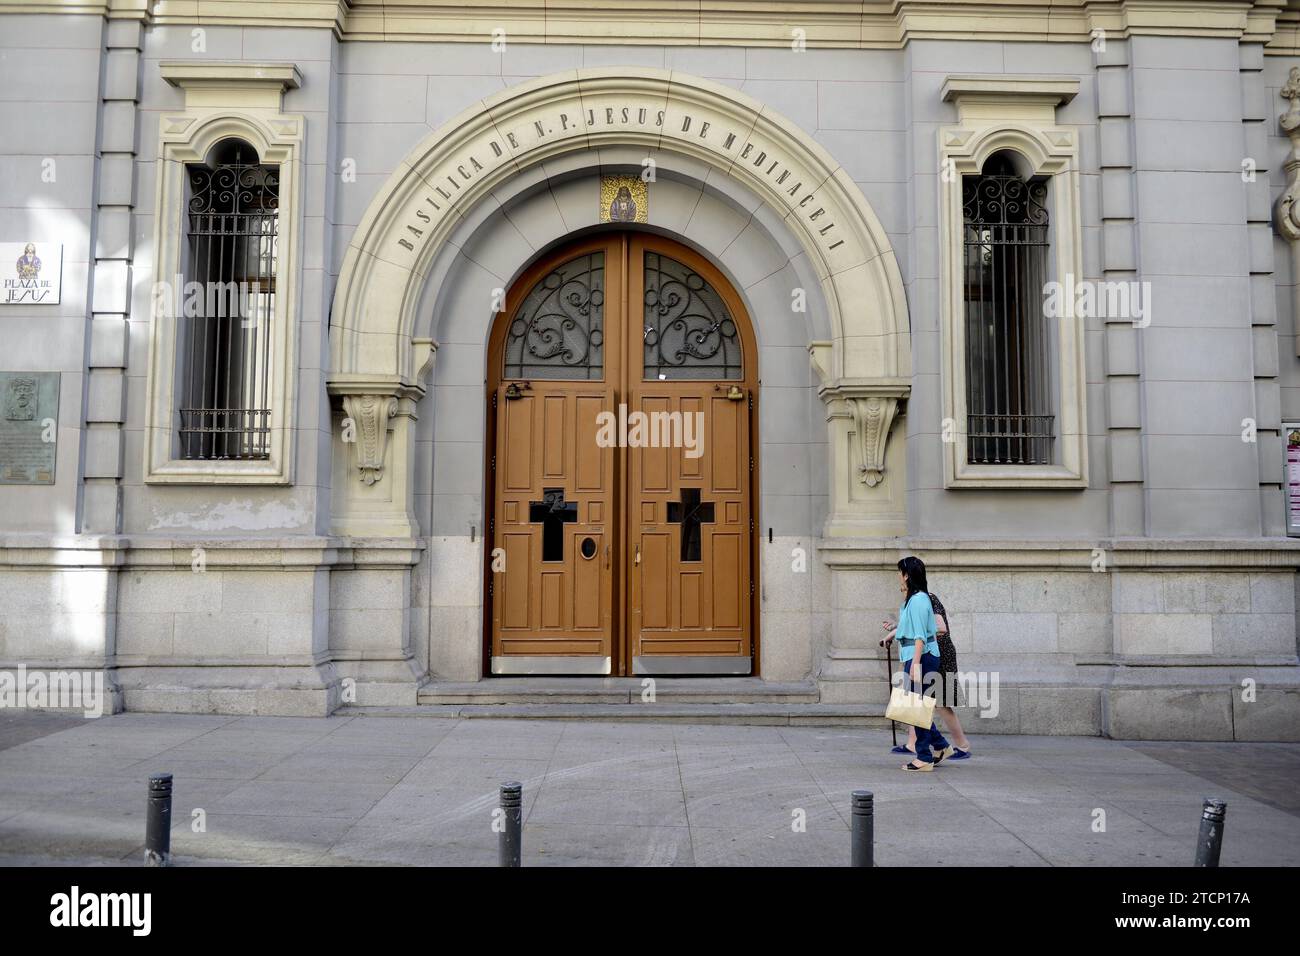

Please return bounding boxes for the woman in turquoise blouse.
[882,556,951,771]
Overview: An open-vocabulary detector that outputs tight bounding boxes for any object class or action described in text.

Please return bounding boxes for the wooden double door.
[487,233,757,676]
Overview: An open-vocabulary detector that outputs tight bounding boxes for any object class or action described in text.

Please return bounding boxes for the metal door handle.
[634,544,641,566]
[605,543,610,568]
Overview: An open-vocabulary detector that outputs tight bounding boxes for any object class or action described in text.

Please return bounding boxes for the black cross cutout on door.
[667,488,714,562]
[529,488,578,562]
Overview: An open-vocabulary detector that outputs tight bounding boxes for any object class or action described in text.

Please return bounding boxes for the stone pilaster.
[82,17,142,534]
[1095,37,1145,536]
[1242,43,1282,535]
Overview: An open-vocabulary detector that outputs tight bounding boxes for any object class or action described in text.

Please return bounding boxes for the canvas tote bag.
[885,683,936,729]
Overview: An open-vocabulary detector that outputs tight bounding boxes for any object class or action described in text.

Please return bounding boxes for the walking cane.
[888,633,898,748]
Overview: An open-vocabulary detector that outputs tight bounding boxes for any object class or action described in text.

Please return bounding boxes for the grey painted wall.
[1,15,1297,547]
[0,14,104,533]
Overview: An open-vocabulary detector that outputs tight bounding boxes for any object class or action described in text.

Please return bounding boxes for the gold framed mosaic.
[600,175,647,223]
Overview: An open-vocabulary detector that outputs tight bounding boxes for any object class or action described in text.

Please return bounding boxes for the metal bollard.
[1193,797,1227,868]
[499,781,522,867]
[851,789,874,867]
[144,773,173,867]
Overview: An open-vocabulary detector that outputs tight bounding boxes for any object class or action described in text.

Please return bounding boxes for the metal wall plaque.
[0,372,59,484]
[2,242,63,305]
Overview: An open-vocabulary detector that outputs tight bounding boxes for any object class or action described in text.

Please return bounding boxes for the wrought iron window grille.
[962,158,1055,466]
[178,138,278,461]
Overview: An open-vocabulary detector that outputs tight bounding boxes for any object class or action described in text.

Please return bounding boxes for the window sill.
[946,462,1086,489]
[144,458,291,486]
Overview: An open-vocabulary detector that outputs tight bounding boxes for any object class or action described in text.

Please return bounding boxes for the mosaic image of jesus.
[609,185,637,222]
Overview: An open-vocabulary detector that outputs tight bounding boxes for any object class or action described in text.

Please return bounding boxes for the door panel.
[625,234,753,674]
[490,380,617,672]
[487,233,755,676]
[627,383,752,671]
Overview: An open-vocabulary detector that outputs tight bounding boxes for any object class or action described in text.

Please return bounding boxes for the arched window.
[179,137,279,460]
[961,151,1054,465]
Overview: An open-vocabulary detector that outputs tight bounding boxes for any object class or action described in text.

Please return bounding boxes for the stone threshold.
[416,677,820,705]
[342,701,889,726]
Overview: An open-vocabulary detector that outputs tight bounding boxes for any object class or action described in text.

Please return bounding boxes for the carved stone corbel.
[847,396,900,487]
[1277,67,1300,242]
[816,379,910,487]
[812,356,910,535]
[1277,68,1300,357]
[342,394,399,486]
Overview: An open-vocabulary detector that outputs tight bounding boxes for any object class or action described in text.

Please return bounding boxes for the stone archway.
[328,68,911,539]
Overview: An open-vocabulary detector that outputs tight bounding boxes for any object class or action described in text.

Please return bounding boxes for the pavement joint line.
[327,718,467,855]
[1017,745,1164,838]
[130,713,258,768]
[135,713,389,863]
[527,719,572,828]
[775,726,850,832]
[672,725,697,865]
[1126,742,1300,820]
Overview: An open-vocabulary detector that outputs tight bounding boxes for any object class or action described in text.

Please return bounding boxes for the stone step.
[827,646,890,661]
[831,631,894,650]
[340,701,890,726]
[416,676,821,706]
[817,679,893,705]
[819,658,890,681]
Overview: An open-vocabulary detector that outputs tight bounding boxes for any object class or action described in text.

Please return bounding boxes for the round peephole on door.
[580,537,598,560]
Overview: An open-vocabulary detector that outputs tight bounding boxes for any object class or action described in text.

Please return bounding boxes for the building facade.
[3,0,1300,739]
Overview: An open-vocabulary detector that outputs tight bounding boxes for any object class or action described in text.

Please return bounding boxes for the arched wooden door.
[485,233,758,676]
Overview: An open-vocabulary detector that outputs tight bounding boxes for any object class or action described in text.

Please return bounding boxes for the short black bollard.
[499,781,522,867]
[1193,797,1227,868]
[144,773,173,867]
[851,789,874,867]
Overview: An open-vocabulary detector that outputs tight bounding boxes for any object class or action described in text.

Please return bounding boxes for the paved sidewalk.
[1,712,1297,866]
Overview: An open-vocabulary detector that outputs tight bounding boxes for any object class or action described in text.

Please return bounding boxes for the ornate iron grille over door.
[179,138,278,460]
[963,157,1055,465]
[642,251,742,380]
[503,252,604,380]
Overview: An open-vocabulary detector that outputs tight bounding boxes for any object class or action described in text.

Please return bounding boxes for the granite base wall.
[1,540,1298,738]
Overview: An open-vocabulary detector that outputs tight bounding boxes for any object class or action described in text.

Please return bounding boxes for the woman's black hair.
[898,556,928,600]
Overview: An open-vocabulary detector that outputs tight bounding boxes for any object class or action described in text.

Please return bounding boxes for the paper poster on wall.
[1286,422,1300,536]
[2,241,63,305]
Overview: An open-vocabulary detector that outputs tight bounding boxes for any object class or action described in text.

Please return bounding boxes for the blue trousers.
[903,651,950,763]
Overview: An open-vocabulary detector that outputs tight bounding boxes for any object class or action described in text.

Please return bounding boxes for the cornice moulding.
[160,61,303,112]
[816,538,1300,571]
[2,1,1292,49]
[160,61,302,86]
[942,75,1082,108]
